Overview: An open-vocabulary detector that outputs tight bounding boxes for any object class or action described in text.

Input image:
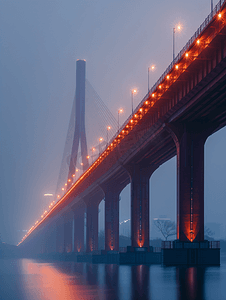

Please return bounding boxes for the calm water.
[0,255,226,300]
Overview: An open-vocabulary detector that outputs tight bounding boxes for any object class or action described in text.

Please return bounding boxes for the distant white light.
[44,193,53,196]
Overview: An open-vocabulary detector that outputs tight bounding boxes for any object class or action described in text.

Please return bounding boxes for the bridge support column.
[56,217,64,253]
[73,206,85,252]
[64,214,73,253]
[167,123,208,242]
[104,188,120,251]
[128,164,158,248]
[86,204,99,252]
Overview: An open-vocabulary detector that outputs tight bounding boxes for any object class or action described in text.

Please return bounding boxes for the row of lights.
[19,9,224,246]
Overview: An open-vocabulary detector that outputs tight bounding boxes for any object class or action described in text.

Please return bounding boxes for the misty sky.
[0,0,226,245]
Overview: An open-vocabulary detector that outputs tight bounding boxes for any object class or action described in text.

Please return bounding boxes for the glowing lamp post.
[173,24,182,62]
[131,89,137,114]
[148,65,155,93]
[91,147,95,163]
[117,108,123,132]
[99,137,103,155]
[107,126,111,146]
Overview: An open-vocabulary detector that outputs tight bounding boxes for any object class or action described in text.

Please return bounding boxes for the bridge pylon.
[68,59,88,187]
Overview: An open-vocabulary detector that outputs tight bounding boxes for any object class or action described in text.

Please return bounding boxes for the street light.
[91,147,96,163]
[118,108,123,132]
[107,126,111,146]
[99,137,103,155]
[131,89,137,114]
[173,24,182,62]
[148,65,155,93]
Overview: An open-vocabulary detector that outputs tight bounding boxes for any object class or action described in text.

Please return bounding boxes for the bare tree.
[204,226,215,240]
[154,219,176,240]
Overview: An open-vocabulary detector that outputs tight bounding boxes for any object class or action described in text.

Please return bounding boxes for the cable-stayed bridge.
[18,0,226,265]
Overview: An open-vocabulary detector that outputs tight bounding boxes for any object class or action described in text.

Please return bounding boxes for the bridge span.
[19,0,226,263]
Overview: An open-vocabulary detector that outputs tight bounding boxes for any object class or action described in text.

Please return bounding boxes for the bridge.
[18,0,226,264]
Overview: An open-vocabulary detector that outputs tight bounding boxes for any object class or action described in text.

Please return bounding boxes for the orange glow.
[118,108,123,114]
[218,13,222,18]
[76,169,79,172]
[65,183,67,186]
[107,126,111,130]
[57,194,60,198]
[132,88,137,94]
[72,174,75,177]
[80,162,83,166]
[134,114,137,118]
[167,75,169,79]
[176,65,179,69]
[99,137,103,142]
[151,65,155,70]
[86,155,90,159]
[159,85,161,89]
[92,147,95,151]
[139,108,143,112]
[68,179,71,182]
[185,53,188,57]
[152,93,155,97]
[197,39,200,45]
[62,188,65,191]
[130,120,133,123]
[145,101,149,104]
[41,215,43,218]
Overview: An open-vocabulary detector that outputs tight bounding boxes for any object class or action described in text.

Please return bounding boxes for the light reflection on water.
[0,256,225,300]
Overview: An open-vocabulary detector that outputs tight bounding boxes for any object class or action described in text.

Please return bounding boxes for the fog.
[0,0,225,245]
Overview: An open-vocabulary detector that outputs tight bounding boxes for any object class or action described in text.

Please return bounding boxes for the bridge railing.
[106,0,225,153]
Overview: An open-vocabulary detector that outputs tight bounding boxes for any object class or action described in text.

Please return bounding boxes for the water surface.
[0,255,225,300]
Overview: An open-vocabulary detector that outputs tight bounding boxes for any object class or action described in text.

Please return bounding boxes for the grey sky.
[0,0,225,244]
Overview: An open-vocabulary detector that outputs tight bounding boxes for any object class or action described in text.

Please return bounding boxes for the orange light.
[107,126,111,130]
[65,183,67,186]
[62,188,65,191]
[152,93,155,97]
[41,215,43,218]
[122,130,125,133]
[145,101,149,104]
[176,65,179,69]
[167,75,169,79]
[81,162,83,166]
[118,108,123,114]
[92,147,95,151]
[139,108,143,112]
[218,13,222,18]
[132,88,137,94]
[76,169,79,172]
[57,194,60,198]
[134,114,137,118]
[159,85,161,89]
[197,39,200,45]
[130,120,133,123]
[151,65,155,70]
[86,155,90,159]
[68,179,71,182]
